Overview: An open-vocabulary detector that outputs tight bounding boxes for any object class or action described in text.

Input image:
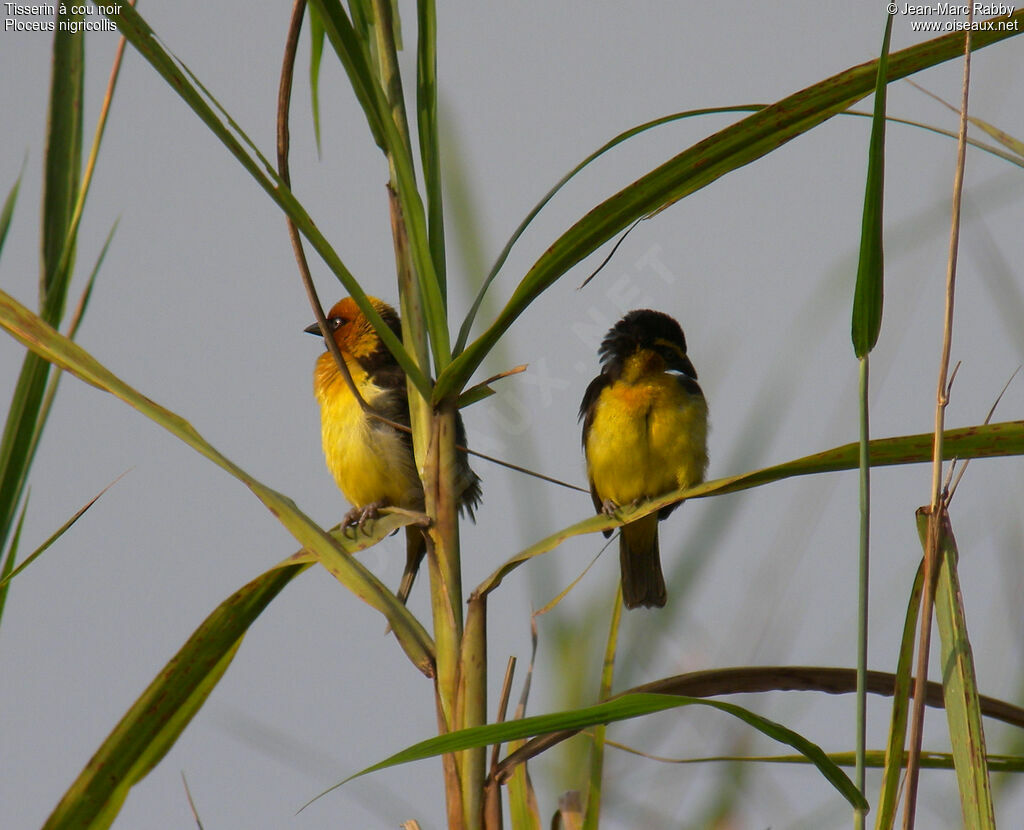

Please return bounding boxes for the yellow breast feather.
[585,373,707,507]
[314,351,421,510]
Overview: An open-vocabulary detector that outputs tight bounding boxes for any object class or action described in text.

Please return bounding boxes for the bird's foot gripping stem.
[342,501,386,536]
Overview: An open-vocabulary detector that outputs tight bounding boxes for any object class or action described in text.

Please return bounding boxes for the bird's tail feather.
[396,526,428,605]
[619,515,666,609]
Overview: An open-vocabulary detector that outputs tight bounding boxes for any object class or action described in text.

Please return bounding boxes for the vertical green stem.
[369,4,469,824]
[429,402,464,631]
[851,16,892,822]
[424,401,470,827]
[372,0,431,467]
[855,356,870,829]
[415,398,469,827]
[369,0,451,375]
[461,595,487,829]
[385,183,432,467]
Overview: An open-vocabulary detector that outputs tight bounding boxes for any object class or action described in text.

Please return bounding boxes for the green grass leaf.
[0,475,120,591]
[0,290,436,673]
[437,11,1023,401]
[311,0,449,372]
[0,495,28,629]
[0,20,84,572]
[455,100,1022,357]
[42,516,411,830]
[41,7,83,308]
[27,221,116,483]
[42,559,311,830]
[308,3,326,155]
[0,163,25,258]
[852,14,892,357]
[0,351,52,563]
[852,18,892,815]
[416,0,445,300]
[322,693,868,812]
[453,104,761,355]
[307,0,386,146]
[642,750,1024,773]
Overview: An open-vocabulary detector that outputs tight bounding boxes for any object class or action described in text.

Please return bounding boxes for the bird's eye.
[329,316,345,330]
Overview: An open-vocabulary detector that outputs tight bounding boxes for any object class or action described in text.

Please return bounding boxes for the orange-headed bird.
[580,309,708,609]
[306,296,481,603]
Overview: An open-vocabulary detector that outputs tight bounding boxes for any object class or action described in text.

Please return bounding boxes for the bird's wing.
[579,372,614,528]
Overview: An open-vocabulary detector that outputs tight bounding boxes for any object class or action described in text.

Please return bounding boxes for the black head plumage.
[597,309,695,378]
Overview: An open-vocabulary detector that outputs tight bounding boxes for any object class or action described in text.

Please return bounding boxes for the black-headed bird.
[306,296,481,603]
[579,309,708,609]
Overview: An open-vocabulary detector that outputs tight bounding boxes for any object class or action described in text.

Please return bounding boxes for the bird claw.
[600,498,619,516]
[342,501,385,537]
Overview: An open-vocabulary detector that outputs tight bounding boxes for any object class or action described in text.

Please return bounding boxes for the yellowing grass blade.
[473,421,1024,598]
[909,80,1024,160]
[0,290,435,673]
[916,508,996,828]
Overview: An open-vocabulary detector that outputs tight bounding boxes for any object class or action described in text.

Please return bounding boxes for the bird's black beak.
[666,351,698,380]
[304,321,324,336]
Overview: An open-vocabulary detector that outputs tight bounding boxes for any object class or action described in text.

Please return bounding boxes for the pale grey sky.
[2,3,1023,827]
